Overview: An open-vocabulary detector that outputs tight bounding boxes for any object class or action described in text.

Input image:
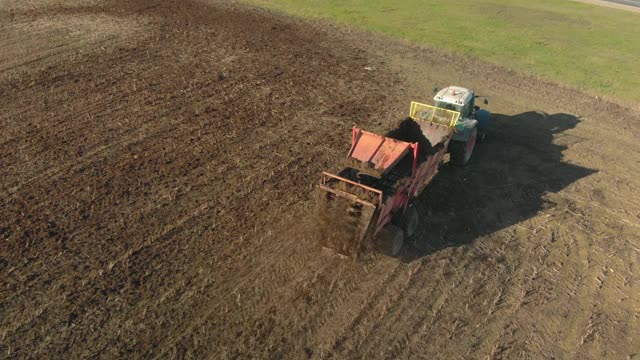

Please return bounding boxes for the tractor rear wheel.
[450,127,477,166]
[375,224,404,257]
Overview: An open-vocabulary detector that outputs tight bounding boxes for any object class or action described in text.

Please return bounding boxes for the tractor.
[431,86,491,165]
[317,86,491,257]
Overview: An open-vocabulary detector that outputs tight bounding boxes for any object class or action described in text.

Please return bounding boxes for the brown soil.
[1,0,639,359]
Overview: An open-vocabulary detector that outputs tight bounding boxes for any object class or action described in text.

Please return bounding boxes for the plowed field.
[1,0,639,359]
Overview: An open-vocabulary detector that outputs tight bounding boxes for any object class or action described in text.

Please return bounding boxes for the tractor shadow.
[400,111,597,262]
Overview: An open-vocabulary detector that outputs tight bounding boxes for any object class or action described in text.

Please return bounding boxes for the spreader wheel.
[375,224,404,257]
[450,127,477,166]
[395,206,419,238]
[403,206,419,238]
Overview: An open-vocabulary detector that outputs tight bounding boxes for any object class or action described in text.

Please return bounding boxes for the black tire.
[394,206,419,238]
[450,127,477,166]
[375,224,404,257]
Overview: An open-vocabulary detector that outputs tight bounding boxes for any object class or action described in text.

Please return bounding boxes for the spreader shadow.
[399,111,597,262]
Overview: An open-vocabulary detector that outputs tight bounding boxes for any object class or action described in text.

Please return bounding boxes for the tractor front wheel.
[450,127,477,166]
[375,224,404,257]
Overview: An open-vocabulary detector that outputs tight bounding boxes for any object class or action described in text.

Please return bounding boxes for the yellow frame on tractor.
[409,101,460,128]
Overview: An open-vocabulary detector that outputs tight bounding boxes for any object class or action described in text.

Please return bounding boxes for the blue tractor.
[432,86,492,165]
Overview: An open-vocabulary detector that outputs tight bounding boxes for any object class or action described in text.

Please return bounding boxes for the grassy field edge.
[242,0,640,105]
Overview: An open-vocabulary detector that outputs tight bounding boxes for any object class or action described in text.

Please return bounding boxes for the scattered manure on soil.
[313,189,376,257]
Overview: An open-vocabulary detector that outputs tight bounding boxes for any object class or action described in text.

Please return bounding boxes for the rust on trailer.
[317,185,378,208]
[319,172,382,208]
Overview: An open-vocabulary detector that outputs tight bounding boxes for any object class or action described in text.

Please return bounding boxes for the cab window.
[435,101,461,113]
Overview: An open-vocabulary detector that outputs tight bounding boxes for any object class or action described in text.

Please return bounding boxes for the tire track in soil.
[149,212,349,359]
[152,177,405,358]
[487,216,587,357]
[269,259,402,357]
[132,104,360,354]
[458,202,635,358]
[12,130,336,358]
[309,260,403,356]
[328,262,426,357]
[376,224,526,358]
[2,116,248,286]
[3,15,336,276]
[472,231,550,357]
[26,201,212,356]
[359,250,499,359]
[0,41,236,196]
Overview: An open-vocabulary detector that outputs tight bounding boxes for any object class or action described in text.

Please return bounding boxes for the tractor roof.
[348,129,413,175]
[434,86,473,106]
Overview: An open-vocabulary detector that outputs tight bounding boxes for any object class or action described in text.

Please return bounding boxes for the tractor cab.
[429,85,492,164]
[433,85,491,140]
[433,86,476,119]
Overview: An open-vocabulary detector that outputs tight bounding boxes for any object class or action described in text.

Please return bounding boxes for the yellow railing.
[409,101,460,127]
